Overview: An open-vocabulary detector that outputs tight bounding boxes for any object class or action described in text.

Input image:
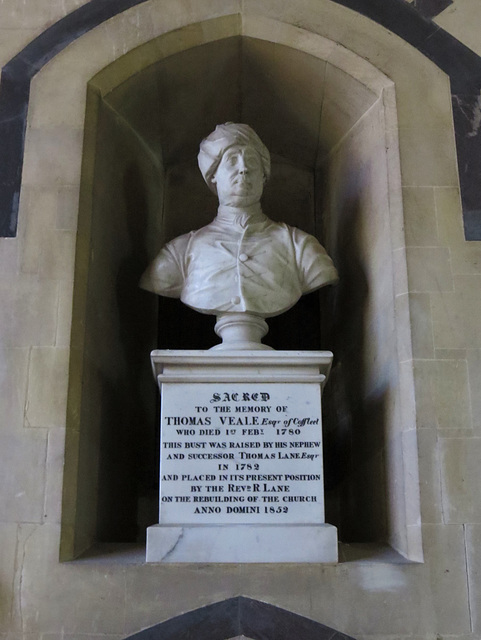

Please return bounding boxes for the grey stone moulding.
[124,596,356,639]
[1,0,481,239]
[413,0,453,20]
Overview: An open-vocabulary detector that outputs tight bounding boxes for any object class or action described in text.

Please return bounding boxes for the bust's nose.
[237,155,248,174]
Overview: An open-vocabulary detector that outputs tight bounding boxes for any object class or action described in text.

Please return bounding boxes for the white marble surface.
[140,124,338,324]
[146,523,338,563]
[151,349,333,387]
[159,381,325,525]
[147,349,338,563]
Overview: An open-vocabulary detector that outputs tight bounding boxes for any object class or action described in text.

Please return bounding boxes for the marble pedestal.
[146,350,338,563]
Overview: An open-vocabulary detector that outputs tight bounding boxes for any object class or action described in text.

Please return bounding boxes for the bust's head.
[198,123,270,207]
[211,143,265,207]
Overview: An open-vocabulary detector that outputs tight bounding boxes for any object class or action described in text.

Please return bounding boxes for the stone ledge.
[146,524,338,563]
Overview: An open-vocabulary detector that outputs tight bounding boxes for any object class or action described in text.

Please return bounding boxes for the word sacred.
[210,392,270,402]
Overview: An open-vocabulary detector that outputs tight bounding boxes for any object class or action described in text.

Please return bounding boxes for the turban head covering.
[198,123,271,194]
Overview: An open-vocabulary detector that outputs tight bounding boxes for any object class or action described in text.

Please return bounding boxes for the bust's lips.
[233,177,251,189]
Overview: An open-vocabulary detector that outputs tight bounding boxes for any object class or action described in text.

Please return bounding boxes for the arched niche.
[62,15,421,562]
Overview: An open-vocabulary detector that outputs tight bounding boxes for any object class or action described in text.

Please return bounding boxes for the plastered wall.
[1,1,481,639]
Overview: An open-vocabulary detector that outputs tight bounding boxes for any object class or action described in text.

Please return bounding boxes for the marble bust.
[140,123,338,347]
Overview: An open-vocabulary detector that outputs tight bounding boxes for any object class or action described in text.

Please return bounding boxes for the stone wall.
[1,1,481,639]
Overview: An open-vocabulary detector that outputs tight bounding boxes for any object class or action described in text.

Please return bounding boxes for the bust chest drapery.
[143,208,338,318]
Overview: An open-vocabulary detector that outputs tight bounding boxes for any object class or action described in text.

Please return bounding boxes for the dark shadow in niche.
[264,291,321,351]
[157,290,322,352]
[157,297,216,350]
[124,596,356,640]
[322,189,388,543]
[95,161,158,543]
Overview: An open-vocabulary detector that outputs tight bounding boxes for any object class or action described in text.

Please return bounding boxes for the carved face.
[212,144,265,207]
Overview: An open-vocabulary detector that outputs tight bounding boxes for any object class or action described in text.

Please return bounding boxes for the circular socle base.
[211,313,273,351]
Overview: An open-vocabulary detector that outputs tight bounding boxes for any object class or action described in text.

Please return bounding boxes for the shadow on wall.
[323,169,388,543]
[94,159,160,542]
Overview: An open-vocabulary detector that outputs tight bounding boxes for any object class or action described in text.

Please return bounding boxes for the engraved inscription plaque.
[146,351,338,563]
[159,382,325,525]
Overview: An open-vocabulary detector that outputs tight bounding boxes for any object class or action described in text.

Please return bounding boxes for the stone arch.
[123,596,356,639]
